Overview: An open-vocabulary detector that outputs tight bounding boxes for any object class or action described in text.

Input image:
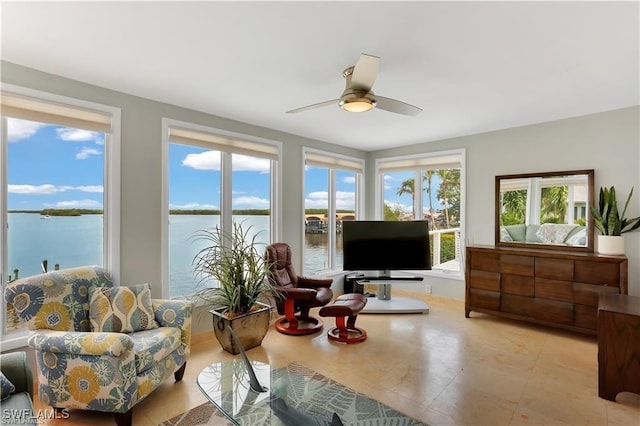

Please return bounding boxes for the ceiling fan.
[286,53,422,116]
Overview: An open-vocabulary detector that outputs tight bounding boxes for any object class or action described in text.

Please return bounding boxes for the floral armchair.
[4,266,193,426]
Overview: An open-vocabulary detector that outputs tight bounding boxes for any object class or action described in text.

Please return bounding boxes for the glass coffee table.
[197,359,347,425]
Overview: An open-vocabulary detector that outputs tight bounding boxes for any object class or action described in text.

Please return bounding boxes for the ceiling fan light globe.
[340,98,376,113]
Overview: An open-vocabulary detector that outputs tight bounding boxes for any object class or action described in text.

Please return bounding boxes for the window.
[376,150,464,274]
[1,86,120,344]
[303,149,363,274]
[162,120,280,297]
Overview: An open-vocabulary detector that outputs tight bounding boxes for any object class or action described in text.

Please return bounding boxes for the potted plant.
[589,186,640,255]
[193,222,279,354]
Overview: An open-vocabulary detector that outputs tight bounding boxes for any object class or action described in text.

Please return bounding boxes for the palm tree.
[396,178,416,218]
[501,189,527,225]
[541,186,568,223]
[437,169,454,228]
[424,171,437,229]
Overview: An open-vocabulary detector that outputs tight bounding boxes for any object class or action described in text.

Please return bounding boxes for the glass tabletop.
[197,360,343,426]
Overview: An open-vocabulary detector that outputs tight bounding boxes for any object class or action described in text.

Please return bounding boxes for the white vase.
[597,235,625,256]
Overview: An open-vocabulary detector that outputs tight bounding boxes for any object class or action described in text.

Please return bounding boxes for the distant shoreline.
[9,208,355,216]
[8,209,271,216]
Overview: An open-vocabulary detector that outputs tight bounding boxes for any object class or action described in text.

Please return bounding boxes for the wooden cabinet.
[465,245,627,335]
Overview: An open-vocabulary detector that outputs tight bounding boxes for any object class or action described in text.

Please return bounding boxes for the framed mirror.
[495,169,594,252]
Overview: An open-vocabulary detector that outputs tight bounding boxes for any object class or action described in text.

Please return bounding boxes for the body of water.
[5,213,338,297]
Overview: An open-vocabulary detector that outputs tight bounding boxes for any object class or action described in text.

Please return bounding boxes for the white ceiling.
[1,1,638,151]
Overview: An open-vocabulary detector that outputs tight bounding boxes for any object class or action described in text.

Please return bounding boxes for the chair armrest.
[298,276,333,289]
[152,299,193,327]
[28,330,133,357]
[152,299,194,352]
[280,287,318,301]
[0,352,33,399]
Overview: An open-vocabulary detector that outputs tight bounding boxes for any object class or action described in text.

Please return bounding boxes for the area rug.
[161,362,426,425]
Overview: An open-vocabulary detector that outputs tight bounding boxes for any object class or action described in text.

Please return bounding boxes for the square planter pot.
[597,235,625,256]
[210,302,272,354]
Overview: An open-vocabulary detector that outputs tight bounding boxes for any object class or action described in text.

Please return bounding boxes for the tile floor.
[32,292,640,425]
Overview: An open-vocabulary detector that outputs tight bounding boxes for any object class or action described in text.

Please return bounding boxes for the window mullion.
[221,152,233,237]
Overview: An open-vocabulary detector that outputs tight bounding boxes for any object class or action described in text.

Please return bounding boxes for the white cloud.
[342,176,356,184]
[169,203,218,210]
[76,147,102,159]
[305,191,355,210]
[6,119,45,142]
[182,151,270,172]
[233,155,270,172]
[307,191,328,200]
[183,151,220,170]
[56,128,103,143]
[46,199,103,209]
[233,196,270,208]
[8,184,103,195]
[9,184,62,195]
[304,198,328,209]
[75,185,104,193]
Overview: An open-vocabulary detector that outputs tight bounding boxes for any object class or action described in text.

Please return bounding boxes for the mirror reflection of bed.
[495,169,594,252]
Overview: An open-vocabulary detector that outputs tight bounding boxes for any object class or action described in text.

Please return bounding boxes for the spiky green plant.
[192,222,279,316]
[589,186,640,236]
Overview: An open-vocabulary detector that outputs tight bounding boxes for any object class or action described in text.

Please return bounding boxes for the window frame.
[161,118,282,298]
[302,147,364,274]
[0,84,121,349]
[375,149,465,280]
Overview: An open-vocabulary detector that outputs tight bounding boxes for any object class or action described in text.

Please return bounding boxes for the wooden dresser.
[465,245,628,335]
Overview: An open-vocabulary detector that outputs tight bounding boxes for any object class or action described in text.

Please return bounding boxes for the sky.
[7,118,443,214]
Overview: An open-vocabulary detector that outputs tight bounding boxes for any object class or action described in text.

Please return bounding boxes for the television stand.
[344,274,429,314]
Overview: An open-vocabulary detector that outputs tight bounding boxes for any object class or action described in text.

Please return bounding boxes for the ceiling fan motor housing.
[340,66,377,111]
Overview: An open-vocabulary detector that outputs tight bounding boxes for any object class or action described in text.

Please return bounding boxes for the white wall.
[2,62,639,334]
[368,106,640,297]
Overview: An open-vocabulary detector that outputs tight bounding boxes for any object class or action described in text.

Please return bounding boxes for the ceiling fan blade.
[375,96,422,116]
[350,54,380,91]
[286,99,339,114]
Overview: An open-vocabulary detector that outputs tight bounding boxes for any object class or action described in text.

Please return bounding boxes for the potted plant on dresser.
[193,222,279,354]
[590,186,640,255]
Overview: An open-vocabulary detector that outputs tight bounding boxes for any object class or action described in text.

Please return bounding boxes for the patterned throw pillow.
[0,372,16,401]
[89,283,159,333]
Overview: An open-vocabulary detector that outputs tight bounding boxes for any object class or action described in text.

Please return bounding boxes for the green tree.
[437,169,460,228]
[384,203,402,221]
[541,186,568,223]
[396,178,416,217]
[424,171,437,229]
[501,189,527,225]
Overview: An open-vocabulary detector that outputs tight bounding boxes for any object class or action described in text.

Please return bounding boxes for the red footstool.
[319,293,368,344]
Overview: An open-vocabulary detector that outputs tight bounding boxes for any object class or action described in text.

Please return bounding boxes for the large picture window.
[162,121,280,297]
[1,87,120,344]
[376,150,464,275]
[303,149,363,274]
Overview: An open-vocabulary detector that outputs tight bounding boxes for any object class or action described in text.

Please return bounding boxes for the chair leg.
[114,409,133,426]
[174,362,187,382]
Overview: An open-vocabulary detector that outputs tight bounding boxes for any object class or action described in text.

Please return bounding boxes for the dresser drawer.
[573,282,620,307]
[502,274,534,296]
[574,260,620,287]
[469,269,500,291]
[574,304,597,330]
[534,298,573,325]
[535,278,573,303]
[469,288,500,311]
[500,254,534,276]
[470,251,501,273]
[502,293,534,317]
[535,258,573,281]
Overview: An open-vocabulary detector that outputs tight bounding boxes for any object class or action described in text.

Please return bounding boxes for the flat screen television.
[342,220,431,277]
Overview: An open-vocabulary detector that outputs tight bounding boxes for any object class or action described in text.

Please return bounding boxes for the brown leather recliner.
[265,242,333,335]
